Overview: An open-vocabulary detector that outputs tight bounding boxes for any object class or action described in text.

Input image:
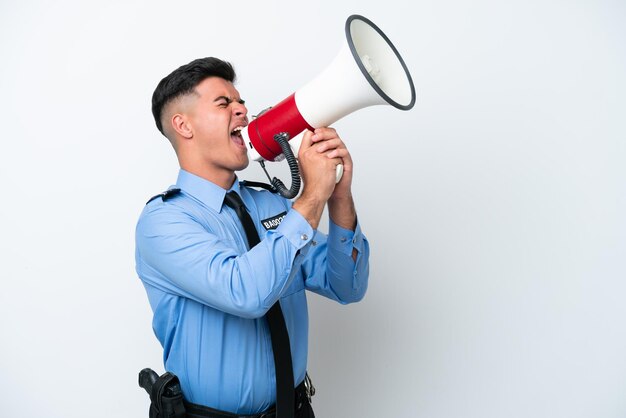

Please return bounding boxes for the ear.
[171,113,193,139]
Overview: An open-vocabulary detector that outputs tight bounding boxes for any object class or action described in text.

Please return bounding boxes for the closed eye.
[214,96,245,107]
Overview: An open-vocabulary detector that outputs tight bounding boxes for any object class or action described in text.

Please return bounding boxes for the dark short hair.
[151,57,236,135]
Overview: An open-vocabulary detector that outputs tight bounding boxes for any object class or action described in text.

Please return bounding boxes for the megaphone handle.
[335,164,344,183]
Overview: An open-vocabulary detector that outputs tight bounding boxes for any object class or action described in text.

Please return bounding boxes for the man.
[135,57,369,417]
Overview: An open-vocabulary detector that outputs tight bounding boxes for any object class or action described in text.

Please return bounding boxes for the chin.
[236,158,250,171]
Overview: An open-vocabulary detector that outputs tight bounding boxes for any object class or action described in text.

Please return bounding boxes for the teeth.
[231,126,244,136]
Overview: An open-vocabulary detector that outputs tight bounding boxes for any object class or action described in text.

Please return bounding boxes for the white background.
[1,1,625,417]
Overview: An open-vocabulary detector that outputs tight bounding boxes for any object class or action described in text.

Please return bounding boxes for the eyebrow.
[214,96,246,105]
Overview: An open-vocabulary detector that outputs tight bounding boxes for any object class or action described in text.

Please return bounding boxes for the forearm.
[328,193,358,261]
[303,220,370,303]
[292,192,326,230]
[328,193,356,230]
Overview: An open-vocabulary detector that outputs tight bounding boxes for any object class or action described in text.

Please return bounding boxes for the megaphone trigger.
[336,164,344,184]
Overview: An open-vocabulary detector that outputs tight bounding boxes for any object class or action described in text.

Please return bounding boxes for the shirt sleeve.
[300,219,370,304]
[135,202,314,319]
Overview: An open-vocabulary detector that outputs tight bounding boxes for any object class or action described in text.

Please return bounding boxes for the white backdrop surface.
[1,1,625,417]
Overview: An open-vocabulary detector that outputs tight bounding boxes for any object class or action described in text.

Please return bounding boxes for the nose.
[233,101,247,118]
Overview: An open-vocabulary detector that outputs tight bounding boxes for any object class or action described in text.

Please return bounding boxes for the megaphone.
[242,14,416,198]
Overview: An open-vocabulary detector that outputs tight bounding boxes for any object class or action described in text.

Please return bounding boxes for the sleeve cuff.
[328,219,364,257]
[275,209,316,252]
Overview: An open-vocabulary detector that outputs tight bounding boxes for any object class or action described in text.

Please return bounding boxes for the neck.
[179,162,236,190]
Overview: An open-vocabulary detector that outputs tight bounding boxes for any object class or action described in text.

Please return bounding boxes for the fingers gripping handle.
[259,133,343,199]
[285,131,343,184]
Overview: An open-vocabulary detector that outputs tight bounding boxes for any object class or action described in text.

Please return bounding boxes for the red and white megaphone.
[241,14,416,197]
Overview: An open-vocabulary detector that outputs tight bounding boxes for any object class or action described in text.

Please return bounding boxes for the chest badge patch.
[261,211,287,230]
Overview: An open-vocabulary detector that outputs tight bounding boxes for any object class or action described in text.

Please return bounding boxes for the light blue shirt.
[135,169,369,414]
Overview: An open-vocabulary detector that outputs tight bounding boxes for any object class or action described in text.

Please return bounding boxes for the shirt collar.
[175,169,243,213]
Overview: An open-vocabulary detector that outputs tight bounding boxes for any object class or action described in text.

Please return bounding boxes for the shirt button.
[340,237,347,243]
[301,234,308,241]
[311,240,317,246]
[352,238,357,244]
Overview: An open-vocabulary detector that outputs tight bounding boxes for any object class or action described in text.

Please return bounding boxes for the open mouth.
[230,126,245,146]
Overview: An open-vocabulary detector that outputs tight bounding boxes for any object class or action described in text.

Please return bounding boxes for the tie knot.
[224,191,245,210]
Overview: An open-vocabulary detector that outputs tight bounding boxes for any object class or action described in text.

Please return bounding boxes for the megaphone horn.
[242,14,416,197]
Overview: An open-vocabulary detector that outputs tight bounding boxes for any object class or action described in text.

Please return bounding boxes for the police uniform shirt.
[135,169,370,415]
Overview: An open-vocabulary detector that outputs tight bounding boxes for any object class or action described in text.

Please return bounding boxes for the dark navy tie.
[223,191,295,418]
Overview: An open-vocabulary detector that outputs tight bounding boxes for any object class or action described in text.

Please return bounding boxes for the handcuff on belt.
[303,373,316,404]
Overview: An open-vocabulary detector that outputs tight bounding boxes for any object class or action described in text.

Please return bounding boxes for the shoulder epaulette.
[240,180,277,193]
[146,188,181,205]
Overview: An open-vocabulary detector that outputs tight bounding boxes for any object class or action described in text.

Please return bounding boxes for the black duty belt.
[184,379,312,418]
[140,369,315,418]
